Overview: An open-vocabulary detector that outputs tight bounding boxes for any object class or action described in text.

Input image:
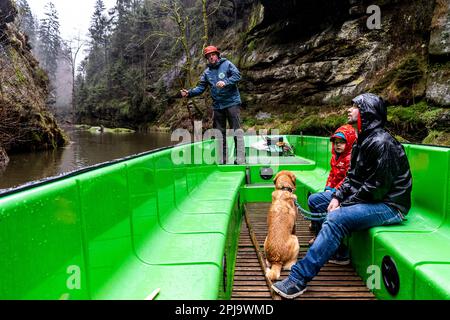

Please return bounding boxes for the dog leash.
[294,199,328,222]
[279,187,327,221]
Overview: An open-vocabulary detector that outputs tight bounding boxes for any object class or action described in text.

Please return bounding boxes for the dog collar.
[281,186,293,193]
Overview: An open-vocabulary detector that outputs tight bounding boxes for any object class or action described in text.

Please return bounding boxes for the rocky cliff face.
[228,0,448,145]
[427,0,450,106]
[155,0,450,145]
[240,0,434,107]
[0,0,66,168]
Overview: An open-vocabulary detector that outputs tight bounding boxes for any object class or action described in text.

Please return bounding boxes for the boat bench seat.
[290,135,332,200]
[349,145,450,299]
[414,264,450,299]
[0,146,245,300]
[292,168,328,194]
[94,156,246,300]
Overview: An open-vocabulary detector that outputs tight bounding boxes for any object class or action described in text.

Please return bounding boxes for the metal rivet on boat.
[260,167,273,180]
[381,255,400,296]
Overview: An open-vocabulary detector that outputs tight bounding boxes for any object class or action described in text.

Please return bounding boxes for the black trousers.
[213,105,245,164]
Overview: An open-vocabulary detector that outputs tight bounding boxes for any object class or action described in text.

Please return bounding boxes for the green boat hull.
[0,136,449,300]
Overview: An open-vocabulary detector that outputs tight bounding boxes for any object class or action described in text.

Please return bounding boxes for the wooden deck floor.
[232,202,376,300]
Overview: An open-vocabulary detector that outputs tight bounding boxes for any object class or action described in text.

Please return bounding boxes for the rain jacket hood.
[334,94,412,214]
[326,124,357,190]
[330,124,357,160]
[352,93,387,134]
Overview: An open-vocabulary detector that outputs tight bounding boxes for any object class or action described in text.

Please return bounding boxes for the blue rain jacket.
[188,58,242,110]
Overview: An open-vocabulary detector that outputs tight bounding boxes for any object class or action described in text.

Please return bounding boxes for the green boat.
[0,135,449,300]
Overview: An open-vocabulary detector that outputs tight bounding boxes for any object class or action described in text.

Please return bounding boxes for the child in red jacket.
[308,124,357,251]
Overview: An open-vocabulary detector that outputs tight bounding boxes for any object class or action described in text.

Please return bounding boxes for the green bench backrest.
[75,163,131,296]
[407,145,450,223]
[0,179,88,299]
[292,136,332,171]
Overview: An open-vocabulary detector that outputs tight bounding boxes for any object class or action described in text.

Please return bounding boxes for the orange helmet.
[203,45,220,58]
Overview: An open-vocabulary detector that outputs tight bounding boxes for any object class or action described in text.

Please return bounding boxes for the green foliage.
[293,113,347,136]
[15,67,26,84]
[386,101,448,143]
[241,117,255,127]
[75,0,168,127]
[387,101,427,129]
[33,67,49,86]
[247,39,256,52]
[387,101,444,129]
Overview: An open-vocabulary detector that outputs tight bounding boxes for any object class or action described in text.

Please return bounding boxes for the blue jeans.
[289,202,404,286]
[308,191,349,258]
[308,191,333,234]
[308,191,334,213]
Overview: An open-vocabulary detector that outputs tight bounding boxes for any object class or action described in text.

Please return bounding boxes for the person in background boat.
[272,93,413,299]
[180,46,244,165]
[307,124,357,250]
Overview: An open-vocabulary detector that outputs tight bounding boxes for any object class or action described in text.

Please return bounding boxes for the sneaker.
[271,278,307,299]
[328,255,350,265]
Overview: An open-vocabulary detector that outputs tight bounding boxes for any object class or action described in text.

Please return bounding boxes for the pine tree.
[89,0,108,50]
[15,0,37,46]
[37,2,61,82]
[87,0,110,81]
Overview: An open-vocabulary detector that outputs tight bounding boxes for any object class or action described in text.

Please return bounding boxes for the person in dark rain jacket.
[272,93,412,299]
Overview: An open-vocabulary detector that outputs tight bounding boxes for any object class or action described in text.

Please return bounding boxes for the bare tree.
[61,35,85,113]
[165,0,194,87]
[201,0,208,49]
[202,0,223,49]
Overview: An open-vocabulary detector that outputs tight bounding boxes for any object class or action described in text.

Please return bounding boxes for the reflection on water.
[0,126,175,191]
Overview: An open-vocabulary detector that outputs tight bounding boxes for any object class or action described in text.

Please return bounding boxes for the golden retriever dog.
[264,171,300,281]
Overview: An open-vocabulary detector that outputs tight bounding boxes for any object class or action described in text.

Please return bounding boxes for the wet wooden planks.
[232,202,376,300]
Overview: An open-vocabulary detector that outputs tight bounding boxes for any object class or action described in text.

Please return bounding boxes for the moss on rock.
[292,112,347,136]
[386,101,448,143]
[423,130,450,146]
[371,54,427,105]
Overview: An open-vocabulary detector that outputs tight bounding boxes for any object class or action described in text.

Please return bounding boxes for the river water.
[0,126,176,191]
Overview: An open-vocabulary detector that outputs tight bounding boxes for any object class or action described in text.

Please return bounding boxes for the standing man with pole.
[181,46,245,165]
